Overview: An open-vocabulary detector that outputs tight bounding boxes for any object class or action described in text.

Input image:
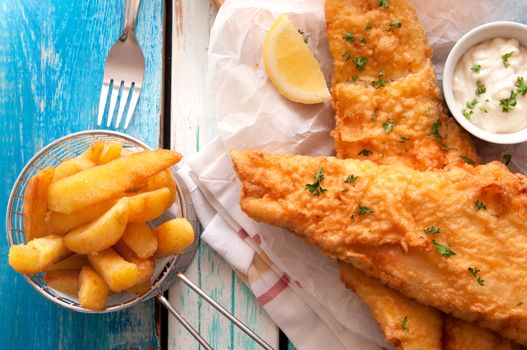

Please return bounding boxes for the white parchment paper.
[202,0,527,348]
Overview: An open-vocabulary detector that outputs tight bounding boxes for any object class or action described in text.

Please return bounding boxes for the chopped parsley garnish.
[371,109,378,121]
[499,90,517,112]
[424,226,440,234]
[517,301,524,306]
[358,205,374,215]
[345,174,359,183]
[343,32,355,43]
[503,154,512,166]
[502,51,514,68]
[474,200,487,211]
[460,156,475,165]
[305,167,327,196]
[358,149,373,156]
[432,240,456,258]
[383,120,395,133]
[342,188,348,193]
[468,267,485,286]
[351,76,358,82]
[431,119,443,142]
[360,37,367,44]
[516,76,527,96]
[351,214,355,222]
[399,136,410,143]
[462,99,478,119]
[389,20,402,28]
[463,109,474,119]
[479,105,488,114]
[379,0,389,8]
[352,56,368,70]
[471,64,481,73]
[401,315,408,332]
[374,78,386,88]
[440,145,457,151]
[365,22,372,30]
[467,99,478,109]
[298,29,308,43]
[475,80,486,96]
[342,50,351,61]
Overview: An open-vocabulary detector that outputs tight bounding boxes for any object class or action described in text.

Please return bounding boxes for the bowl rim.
[443,20,527,144]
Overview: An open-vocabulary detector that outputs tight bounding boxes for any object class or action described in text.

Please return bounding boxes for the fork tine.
[123,84,140,130]
[115,83,131,128]
[97,81,111,126]
[106,81,122,128]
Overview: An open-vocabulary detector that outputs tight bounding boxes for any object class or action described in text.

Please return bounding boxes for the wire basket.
[5,130,199,313]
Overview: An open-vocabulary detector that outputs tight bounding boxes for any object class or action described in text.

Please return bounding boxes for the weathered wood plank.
[0,1,162,348]
[168,0,280,348]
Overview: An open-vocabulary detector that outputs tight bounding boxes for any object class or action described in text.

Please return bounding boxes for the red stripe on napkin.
[253,234,262,246]
[238,228,249,239]
[257,274,290,305]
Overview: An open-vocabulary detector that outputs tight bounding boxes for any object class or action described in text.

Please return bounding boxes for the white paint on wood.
[168,0,279,348]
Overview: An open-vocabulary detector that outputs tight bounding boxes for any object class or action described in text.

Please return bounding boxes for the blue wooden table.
[0,1,162,348]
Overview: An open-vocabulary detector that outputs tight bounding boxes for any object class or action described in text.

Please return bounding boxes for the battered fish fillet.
[325,0,431,86]
[339,261,442,350]
[231,149,527,345]
[325,0,501,347]
[331,65,479,170]
[444,316,521,350]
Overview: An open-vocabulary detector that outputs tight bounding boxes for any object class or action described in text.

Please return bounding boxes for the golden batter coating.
[325,0,431,86]
[332,65,479,170]
[339,261,442,350]
[231,149,527,345]
[443,316,521,350]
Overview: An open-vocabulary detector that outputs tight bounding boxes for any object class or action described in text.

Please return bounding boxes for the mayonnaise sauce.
[453,38,527,133]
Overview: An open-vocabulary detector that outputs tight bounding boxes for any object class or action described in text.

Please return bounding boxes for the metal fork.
[97,0,145,129]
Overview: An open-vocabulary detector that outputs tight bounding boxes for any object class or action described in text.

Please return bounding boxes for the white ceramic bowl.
[443,21,527,144]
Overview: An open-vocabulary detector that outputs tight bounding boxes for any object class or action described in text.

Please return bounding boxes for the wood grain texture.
[168,0,279,348]
[0,1,162,349]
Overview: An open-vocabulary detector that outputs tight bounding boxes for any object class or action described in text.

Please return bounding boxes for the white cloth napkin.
[176,0,527,349]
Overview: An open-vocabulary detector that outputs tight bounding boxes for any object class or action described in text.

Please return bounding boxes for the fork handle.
[120,0,141,41]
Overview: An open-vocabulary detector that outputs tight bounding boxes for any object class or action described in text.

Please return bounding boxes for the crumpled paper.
[199,0,527,348]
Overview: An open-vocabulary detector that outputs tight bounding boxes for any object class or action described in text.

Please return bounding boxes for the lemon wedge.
[262,14,331,104]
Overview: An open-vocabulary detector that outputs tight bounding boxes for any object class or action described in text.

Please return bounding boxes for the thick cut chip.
[120,223,158,259]
[46,254,89,272]
[48,149,182,213]
[80,142,105,163]
[44,269,80,295]
[114,240,155,285]
[138,169,177,205]
[52,157,95,182]
[127,281,151,295]
[78,266,110,311]
[9,235,71,274]
[64,198,128,254]
[98,142,123,165]
[154,218,195,258]
[88,248,139,292]
[49,197,117,235]
[23,167,55,241]
[127,188,171,223]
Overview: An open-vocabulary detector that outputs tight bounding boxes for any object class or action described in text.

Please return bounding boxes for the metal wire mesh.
[5,130,199,313]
